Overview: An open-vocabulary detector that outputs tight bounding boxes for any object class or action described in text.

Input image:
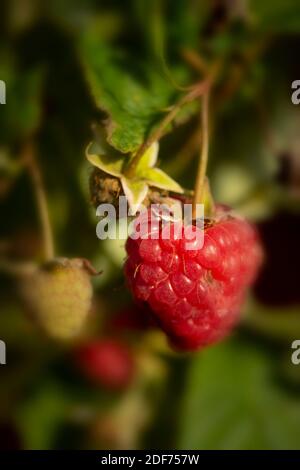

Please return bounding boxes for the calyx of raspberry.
[124,207,263,351]
[86,128,183,215]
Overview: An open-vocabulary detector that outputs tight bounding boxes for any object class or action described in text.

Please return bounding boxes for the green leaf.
[79,36,194,153]
[178,338,300,450]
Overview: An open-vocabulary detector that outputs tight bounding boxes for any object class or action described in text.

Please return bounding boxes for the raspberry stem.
[22,141,55,261]
[192,88,210,219]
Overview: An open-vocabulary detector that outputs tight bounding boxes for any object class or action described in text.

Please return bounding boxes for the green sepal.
[86,138,183,214]
[142,167,183,193]
[120,177,148,215]
[86,141,124,177]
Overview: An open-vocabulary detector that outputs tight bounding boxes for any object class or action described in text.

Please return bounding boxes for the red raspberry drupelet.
[124,209,263,351]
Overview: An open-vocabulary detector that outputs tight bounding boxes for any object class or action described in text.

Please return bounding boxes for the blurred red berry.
[75,340,135,390]
[124,209,263,351]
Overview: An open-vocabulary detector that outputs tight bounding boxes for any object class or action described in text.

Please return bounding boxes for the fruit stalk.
[22,141,55,261]
[192,88,210,219]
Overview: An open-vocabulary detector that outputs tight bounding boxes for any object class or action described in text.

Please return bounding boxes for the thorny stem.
[22,141,55,261]
[192,89,210,219]
[124,79,210,179]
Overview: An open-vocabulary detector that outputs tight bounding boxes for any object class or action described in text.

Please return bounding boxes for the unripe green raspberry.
[20,258,95,340]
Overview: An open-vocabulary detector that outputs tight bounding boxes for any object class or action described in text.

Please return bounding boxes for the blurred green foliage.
[179,339,300,450]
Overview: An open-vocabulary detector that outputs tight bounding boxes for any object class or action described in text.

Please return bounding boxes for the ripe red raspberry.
[124,209,263,351]
[74,340,135,390]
